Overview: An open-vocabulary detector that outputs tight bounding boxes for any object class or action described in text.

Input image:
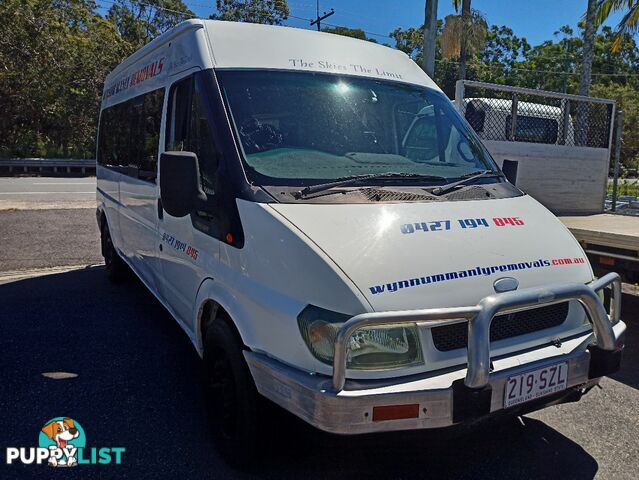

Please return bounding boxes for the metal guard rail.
[0,158,95,173]
[332,272,621,392]
[0,158,95,166]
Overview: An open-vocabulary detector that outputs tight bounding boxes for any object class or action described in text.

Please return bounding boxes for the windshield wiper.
[431,170,502,196]
[295,172,448,198]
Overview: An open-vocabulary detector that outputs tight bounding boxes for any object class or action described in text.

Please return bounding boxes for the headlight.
[297,305,423,370]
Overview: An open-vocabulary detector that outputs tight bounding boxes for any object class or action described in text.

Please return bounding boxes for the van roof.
[105,19,204,83]
[105,19,439,90]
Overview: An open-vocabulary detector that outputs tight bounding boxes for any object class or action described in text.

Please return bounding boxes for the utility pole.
[310,0,334,31]
[576,0,597,146]
[423,0,438,78]
[562,43,571,93]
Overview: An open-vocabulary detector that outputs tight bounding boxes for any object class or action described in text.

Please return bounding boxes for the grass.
[608,180,639,197]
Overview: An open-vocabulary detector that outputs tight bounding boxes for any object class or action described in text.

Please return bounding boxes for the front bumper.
[245,273,625,434]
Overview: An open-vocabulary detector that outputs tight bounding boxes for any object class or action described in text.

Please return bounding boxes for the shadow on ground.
[610,292,639,390]
[0,267,601,479]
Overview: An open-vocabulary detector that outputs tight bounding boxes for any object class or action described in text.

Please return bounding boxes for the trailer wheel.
[203,319,263,467]
[100,222,128,282]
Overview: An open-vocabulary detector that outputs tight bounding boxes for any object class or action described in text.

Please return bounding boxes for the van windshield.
[217,70,498,186]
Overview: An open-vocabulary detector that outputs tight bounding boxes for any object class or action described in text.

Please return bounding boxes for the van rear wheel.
[203,319,263,467]
[101,222,128,282]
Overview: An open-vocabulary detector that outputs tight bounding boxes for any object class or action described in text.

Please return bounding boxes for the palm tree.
[440,0,486,80]
[576,0,597,146]
[581,0,597,97]
[456,0,471,80]
[595,0,639,52]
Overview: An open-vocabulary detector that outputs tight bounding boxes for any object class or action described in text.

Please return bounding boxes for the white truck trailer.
[455,80,639,283]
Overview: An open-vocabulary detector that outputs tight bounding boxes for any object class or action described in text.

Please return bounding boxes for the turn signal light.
[372,404,420,422]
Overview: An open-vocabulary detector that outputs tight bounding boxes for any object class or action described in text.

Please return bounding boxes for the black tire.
[101,221,129,283]
[203,319,263,467]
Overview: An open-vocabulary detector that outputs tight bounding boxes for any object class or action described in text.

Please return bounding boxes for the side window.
[97,109,113,167]
[166,75,218,195]
[166,77,193,151]
[98,104,128,169]
[403,111,438,161]
[97,88,164,182]
[137,89,164,181]
[406,117,437,145]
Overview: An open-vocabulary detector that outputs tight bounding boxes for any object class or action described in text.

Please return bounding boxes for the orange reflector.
[372,404,420,422]
[599,256,615,266]
[225,233,234,244]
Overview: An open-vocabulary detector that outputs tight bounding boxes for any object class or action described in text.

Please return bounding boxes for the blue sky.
[184,0,628,46]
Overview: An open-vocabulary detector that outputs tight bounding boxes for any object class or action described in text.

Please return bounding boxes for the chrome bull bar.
[333,272,622,392]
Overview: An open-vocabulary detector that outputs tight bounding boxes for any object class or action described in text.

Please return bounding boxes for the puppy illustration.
[41,418,79,467]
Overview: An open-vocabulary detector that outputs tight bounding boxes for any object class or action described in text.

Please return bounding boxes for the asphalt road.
[0,208,638,479]
[0,209,102,271]
[0,177,96,210]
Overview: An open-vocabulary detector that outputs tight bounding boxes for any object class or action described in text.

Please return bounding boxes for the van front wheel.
[100,223,128,282]
[203,319,262,467]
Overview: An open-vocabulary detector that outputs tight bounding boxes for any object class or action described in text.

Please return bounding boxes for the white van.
[462,97,575,144]
[96,20,625,463]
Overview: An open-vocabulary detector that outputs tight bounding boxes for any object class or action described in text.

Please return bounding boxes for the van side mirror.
[501,159,519,186]
[160,151,207,217]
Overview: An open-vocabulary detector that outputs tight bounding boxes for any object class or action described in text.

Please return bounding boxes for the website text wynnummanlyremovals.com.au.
[368,257,586,295]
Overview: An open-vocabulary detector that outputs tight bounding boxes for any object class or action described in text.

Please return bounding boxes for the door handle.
[157,198,163,220]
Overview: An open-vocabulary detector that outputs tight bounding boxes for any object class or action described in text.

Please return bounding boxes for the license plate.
[504,362,568,408]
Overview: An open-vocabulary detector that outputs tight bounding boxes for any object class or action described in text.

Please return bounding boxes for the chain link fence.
[453,80,618,214]
[455,81,615,149]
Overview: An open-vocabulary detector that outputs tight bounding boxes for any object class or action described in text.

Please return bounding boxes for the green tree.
[390,20,463,95]
[390,25,425,62]
[0,0,130,158]
[107,0,194,49]
[595,0,639,52]
[441,4,487,80]
[592,26,639,82]
[479,25,530,85]
[518,27,582,91]
[591,82,639,171]
[322,26,377,42]
[212,0,289,25]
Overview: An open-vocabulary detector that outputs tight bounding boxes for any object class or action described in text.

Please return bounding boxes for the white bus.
[96,19,625,465]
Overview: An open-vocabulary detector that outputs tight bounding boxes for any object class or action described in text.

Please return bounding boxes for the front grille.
[431,302,570,352]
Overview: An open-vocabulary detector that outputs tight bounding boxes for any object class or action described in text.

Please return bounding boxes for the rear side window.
[505,115,558,144]
[465,102,485,133]
[97,88,164,182]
